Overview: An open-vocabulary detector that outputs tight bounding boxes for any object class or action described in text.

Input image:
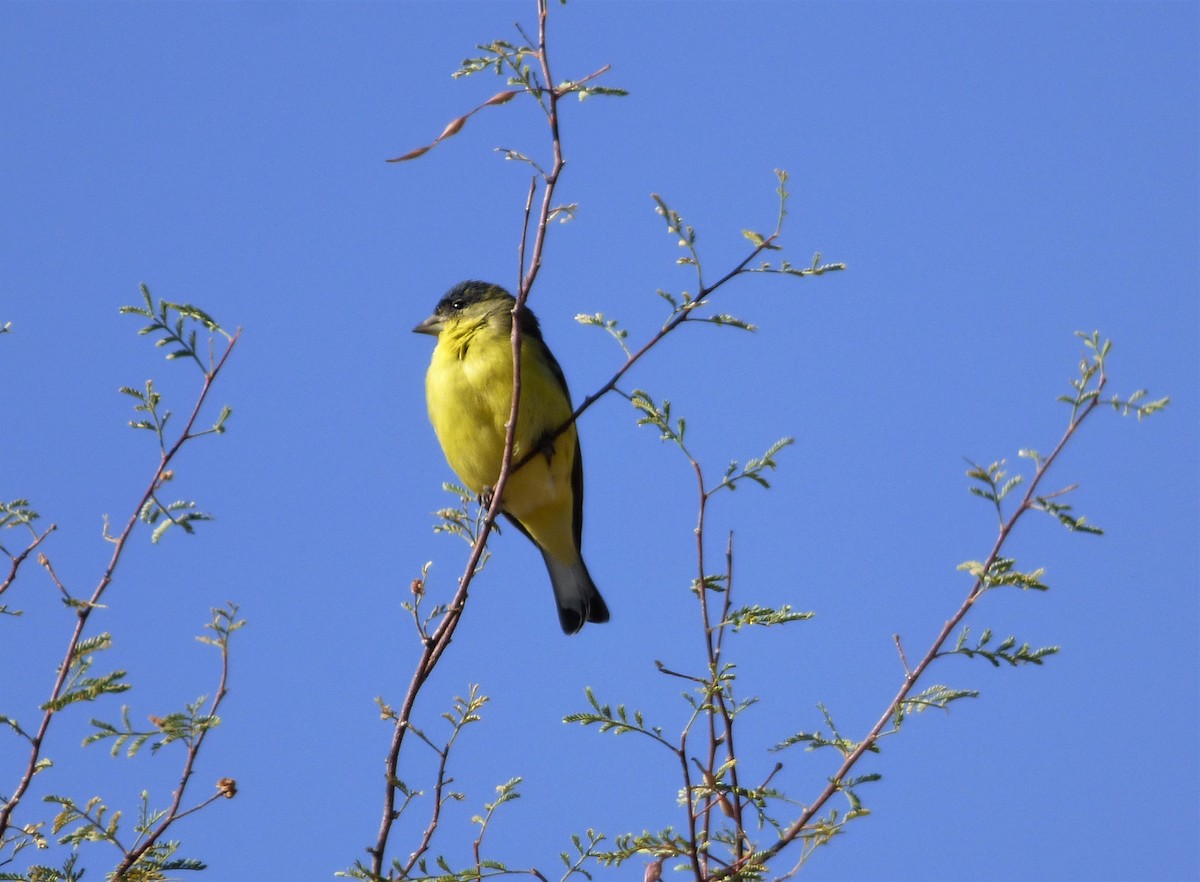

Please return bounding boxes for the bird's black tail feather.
[543,552,609,635]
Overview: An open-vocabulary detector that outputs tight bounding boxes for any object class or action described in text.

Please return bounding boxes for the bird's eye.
[450,299,466,311]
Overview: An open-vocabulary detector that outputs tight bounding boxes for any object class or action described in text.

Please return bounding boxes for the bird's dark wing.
[518,308,573,402]
[519,310,584,549]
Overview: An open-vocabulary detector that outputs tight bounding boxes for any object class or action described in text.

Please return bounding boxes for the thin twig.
[38,554,71,601]
[513,231,783,476]
[400,720,468,876]
[692,461,715,874]
[893,635,911,677]
[0,524,56,600]
[717,532,747,862]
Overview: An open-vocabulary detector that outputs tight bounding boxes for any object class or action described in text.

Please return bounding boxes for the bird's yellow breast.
[424,316,578,559]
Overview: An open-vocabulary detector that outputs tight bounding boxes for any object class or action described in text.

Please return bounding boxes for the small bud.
[216,777,238,798]
[410,578,425,597]
[484,90,519,107]
[644,858,664,882]
[703,769,737,818]
[149,715,165,728]
[387,144,432,163]
[438,115,467,141]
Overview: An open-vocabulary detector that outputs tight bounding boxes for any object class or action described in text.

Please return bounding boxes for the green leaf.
[899,683,979,715]
[41,670,130,712]
[575,85,628,100]
[723,604,813,630]
[945,626,1060,667]
[697,313,757,331]
[773,704,876,757]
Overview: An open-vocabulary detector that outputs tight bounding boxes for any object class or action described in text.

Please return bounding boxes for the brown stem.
[0,524,56,600]
[715,532,746,860]
[691,462,714,874]
[512,231,782,476]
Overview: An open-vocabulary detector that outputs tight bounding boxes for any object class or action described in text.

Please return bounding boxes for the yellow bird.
[414,281,609,634]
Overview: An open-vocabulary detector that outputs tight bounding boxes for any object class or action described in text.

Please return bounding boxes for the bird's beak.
[412,314,443,336]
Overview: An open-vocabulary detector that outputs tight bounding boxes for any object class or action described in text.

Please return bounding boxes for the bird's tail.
[543,552,609,635]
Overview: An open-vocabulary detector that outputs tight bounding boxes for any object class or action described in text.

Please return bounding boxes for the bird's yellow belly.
[425,339,575,508]
[427,353,506,493]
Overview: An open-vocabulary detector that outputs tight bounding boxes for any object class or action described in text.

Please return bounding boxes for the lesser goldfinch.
[414,281,610,634]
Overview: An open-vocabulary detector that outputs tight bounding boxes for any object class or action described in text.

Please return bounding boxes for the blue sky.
[1,2,1197,880]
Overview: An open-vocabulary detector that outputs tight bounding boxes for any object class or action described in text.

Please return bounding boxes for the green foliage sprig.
[647,173,844,332]
[434,484,496,562]
[85,694,221,758]
[119,284,232,373]
[40,635,129,713]
[0,501,54,618]
[387,20,624,166]
[944,627,1059,667]
[0,501,39,548]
